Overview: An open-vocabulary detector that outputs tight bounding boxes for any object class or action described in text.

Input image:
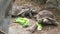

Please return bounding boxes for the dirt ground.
[9,0,60,34]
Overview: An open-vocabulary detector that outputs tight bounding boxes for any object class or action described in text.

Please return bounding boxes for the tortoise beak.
[43,18,48,22]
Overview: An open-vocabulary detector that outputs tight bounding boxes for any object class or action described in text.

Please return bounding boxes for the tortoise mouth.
[43,18,48,22]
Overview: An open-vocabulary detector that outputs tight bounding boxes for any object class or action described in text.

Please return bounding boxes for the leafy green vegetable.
[15,17,29,27]
[36,22,43,30]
